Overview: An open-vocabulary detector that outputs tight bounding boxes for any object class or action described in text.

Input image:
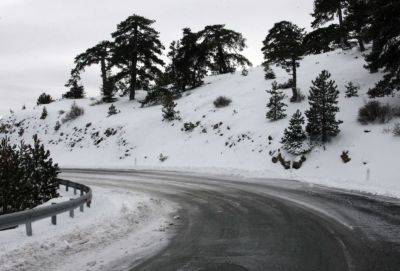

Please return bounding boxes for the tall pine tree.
[303,24,341,54]
[74,41,115,102]
[266,82,287,121]
[281,110,307,155]
[306,70,342,142]
[111,14,165,100]
[344,0,369,51]
[365,0,400,98]
[311,0,348,48]
[199,25,251,74]
[166,28,209,92]
[262,21,305,102]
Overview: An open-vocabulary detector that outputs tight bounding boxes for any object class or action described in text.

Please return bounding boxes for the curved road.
[61,169,400,271]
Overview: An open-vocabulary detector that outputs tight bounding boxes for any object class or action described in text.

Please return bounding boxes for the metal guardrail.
[0,178,92,236]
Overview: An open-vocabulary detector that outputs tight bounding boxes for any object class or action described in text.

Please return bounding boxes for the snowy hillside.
[1,48,399,197]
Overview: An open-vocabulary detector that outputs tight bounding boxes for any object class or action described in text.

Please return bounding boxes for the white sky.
[0,0,314,115]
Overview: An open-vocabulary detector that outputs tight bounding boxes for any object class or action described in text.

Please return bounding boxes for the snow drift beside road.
[0,183,176,271]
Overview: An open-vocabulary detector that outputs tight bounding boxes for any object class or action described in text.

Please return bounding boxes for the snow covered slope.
[1,48,400,197]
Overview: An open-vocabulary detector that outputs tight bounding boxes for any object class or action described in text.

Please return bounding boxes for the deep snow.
[1,48,400,197]
[0,182,176,271]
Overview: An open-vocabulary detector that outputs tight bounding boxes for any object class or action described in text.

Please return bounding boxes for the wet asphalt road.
[61,169,400,271]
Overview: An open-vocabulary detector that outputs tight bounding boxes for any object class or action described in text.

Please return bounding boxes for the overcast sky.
[0,0,314,115]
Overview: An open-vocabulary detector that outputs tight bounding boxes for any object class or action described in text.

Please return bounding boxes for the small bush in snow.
[213,96,232,108]
[393,123,400,136]
[37,93,54,105]
[22,105,26,110]
[292,155,307,169]
[58,110,65,115]
[54,121,61,132]
[159,153,168,162]
[18,127,24,137]
[162,94,180,122]
[341,151,351,163]
[345,82,359,98]
[241,68,249,76]
[107,104,119,117]
[62,102,84,123]
[358,101,391,124]
[40,107,48,120]
[182,121,200,132]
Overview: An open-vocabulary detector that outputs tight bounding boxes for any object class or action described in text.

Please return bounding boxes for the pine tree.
[262,21,305,102]
[262,61,276,80]
[63,69,85,99]
[0,136,59,215]
[365,0,400,98]
[166,28,209,92]
[311,0,348,48]
[0,138,21,215]
[306,70,343,142]
[266,82,287,121]
[303,24,341,54]
[281,110,307,155]
[199,25,252,74]
[37,93,54,105]
[21,135,59,207]
[111,14,165,100]
[40,107,48,120]
[345,82,359,98]
[162,92,180,121]
[74,41,115,102]
[344,0,369,51]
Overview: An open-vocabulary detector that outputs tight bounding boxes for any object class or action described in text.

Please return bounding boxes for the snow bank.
[0,185,176,271]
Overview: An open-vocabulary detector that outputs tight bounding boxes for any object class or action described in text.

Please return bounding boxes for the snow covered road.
[58,169,400,271]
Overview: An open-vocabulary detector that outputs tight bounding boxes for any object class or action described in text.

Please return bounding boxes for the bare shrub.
[62,102,84,123]
[213,96,232,108]
[358,101,391,124]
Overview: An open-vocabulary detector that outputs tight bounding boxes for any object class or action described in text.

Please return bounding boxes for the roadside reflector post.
[51,203,57,225]
[69,199,74,218]
[80,204,84,212]
[26,221,32,236]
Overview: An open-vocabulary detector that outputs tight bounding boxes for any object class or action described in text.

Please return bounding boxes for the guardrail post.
[51,203,57,225]
[80,203,84,212]
[26,221,32,236]
[80,190,84,196]
[69,199,74,218]
[66,183,69,192]
[74,187,77,195]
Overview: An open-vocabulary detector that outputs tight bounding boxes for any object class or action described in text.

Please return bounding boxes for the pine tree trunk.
[337,4,347,49]
[130,24,138,101]
[100,58,108,97]
[217,45,227,74]
[358,37,365,51]
[291,58,298,102]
